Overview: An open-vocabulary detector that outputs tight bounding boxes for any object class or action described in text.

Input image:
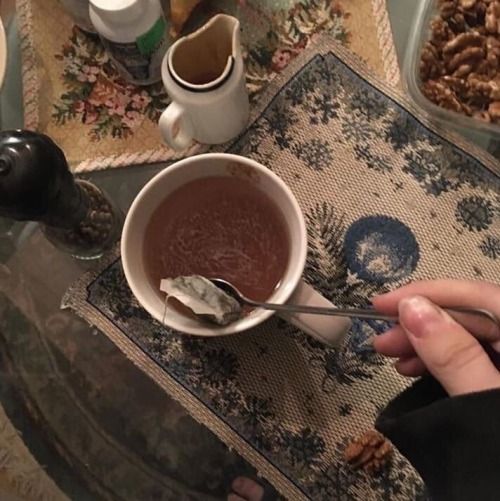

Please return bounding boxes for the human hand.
[373,280,500,397]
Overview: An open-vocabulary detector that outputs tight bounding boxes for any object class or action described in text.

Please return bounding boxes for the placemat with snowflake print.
[17,0,398,173]
[63,36,500,500]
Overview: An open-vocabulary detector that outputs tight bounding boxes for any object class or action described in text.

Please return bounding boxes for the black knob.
[0,130,87,227]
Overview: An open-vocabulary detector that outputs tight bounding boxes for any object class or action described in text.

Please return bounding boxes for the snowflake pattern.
[346,88,388,120]
[352,143,393,173]
[240,396,275,430]
[199,348,239,390]
[456,196,494,231]
[308,92,340,124]
[384,114,416,151]
[280,427,326,469]
[292,138,334,170]
[341,118,375,143]
[212,385,243,416]
[403,148,458,196]
[310,344,385,391]
[339,403,353,416]
[284,68,318,106]
[314,54,344,90]
[263,100,299,150]
[479,235,500,259]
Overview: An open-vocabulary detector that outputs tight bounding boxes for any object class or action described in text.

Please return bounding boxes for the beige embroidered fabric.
[17,0,399,172]
[63,37,500,500]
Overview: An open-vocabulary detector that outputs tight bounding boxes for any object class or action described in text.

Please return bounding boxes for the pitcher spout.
[167,14,242,88]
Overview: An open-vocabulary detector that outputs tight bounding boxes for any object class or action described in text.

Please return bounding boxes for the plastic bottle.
[89,0,169,85]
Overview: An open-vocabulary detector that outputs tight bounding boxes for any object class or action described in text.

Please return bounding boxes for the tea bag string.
[162,294,170,326]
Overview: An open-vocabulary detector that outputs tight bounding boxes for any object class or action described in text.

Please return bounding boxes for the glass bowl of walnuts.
[405,0,500,138]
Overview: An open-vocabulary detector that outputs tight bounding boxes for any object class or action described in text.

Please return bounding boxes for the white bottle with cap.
[89,0,169,85]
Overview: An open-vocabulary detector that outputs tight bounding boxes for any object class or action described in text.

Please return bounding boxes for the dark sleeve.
[375,377,500,501]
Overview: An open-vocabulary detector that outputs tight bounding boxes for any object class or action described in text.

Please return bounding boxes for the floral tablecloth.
[18,0,398,171]
[63,36,500,500]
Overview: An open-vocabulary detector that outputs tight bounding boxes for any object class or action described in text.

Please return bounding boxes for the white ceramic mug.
[122,154,351,346]
[159,14,250,150]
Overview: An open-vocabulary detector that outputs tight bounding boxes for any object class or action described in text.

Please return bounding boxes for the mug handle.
[159,102,194,150]
[277,281,351,347]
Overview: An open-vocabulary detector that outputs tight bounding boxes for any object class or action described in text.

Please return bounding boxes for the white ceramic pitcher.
[159,14,250,150]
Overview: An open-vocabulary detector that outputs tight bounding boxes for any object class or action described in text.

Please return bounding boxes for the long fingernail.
[399,296,444,338]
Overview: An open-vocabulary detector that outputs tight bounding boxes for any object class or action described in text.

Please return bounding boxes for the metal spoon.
[210,278,500,343]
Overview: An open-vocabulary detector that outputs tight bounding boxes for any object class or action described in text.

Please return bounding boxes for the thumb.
[399,295,500,396]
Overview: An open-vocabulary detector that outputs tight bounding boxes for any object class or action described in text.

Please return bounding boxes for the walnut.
[441,0,458,18]
[468,74,493,91]
[447,46,485,71]
[442,32,485,55]
[463,75,491,105]
[344,430,393,474]
[420,42,445,79]
[453,63,474,76]
[465,72,500,99]
[443,74,470,94]
[488,100,500,118]
[477,1,488,17]
[431,18,454,46]
[467,70,491,81]
[449,12,467,32]
[475,58,494,74]
[490,77,500,97]
[463,1,487,25]
[485,35,500,68]
[422,80,465,112]
[485,1,500,33]
[486,34,500,48]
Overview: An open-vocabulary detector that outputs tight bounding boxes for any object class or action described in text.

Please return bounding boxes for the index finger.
[373,280,500,318]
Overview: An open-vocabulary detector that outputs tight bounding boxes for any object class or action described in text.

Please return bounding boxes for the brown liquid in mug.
[143,176,290,302]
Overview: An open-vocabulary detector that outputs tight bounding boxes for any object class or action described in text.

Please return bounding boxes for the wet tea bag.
[160,275,242,326]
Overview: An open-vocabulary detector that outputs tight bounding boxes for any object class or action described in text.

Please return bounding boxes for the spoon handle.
[246,300,500,343]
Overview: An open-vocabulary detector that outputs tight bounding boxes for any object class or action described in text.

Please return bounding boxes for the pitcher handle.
[159,102,194,151]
